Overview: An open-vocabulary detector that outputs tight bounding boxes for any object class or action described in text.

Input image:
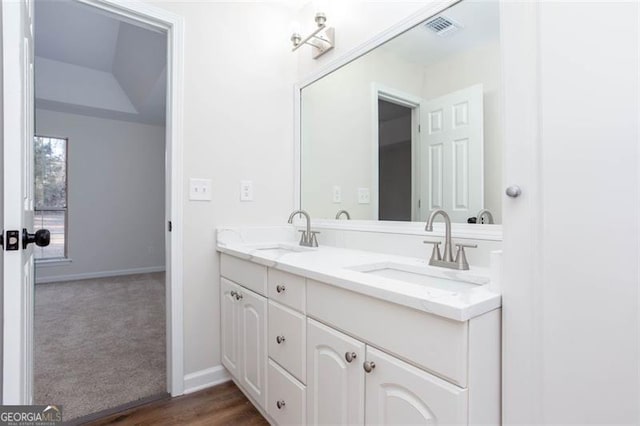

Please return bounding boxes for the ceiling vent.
[424,16,462,37]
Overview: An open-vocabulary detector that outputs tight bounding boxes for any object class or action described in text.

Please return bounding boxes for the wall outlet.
[357,187,370,204]
[189,178,212,201]
[332,185,342,203]
[240,180,253,201]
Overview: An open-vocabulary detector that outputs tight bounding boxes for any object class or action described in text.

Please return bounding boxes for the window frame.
[33,135,69,261]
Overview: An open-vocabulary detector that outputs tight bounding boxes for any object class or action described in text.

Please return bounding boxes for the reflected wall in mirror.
[301,0,502,224]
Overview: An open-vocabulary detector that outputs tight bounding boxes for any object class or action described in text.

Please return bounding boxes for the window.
[34,136,68,260]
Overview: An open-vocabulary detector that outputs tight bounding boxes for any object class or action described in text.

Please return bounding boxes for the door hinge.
[418,124,421,133]
[168,221,172,232]
[418,199,421,208]
[0,231,3,249]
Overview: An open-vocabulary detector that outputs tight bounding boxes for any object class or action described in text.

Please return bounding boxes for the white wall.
[535,2,639,423]
[34,109,166,282]
[144,1,297,381]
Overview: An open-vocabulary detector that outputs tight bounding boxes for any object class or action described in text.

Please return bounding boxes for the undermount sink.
[245,242,316,257]
[347,262,489,292]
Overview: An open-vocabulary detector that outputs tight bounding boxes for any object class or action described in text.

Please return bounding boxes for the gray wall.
[35,108,166,282]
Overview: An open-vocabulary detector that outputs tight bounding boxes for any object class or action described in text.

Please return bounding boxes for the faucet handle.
[309,231,320,248]
[298,230,309,246]
[454,243,477,270]
[423,240,442,263]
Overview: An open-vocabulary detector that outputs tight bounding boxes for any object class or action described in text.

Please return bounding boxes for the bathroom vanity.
[217,226,501,425]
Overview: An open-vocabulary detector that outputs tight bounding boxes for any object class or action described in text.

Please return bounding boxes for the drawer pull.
[235,292,243,301]
[276,284,286,293]
[345,352,357,363]
[276,400,286,410]
[363,361,376,373]
[276,335,286,344]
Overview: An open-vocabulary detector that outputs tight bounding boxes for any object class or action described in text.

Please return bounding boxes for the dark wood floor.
[87,381,268,426]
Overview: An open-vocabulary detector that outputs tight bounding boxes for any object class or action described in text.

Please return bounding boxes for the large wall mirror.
[300,0,502,225]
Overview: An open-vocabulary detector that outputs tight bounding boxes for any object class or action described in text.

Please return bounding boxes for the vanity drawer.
[306,279,469,387]
[268,301,306,383]
[267,359,306,426]
[220,254,267,296]
[268,269,306,313]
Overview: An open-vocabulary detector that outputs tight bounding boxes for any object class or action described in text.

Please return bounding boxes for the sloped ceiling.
[34,0,167,125]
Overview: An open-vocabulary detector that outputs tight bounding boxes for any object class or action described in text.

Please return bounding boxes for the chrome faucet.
[287,210,319,247]
[476,209,494,224]
[335,209,351,220]
[424,209,476,270]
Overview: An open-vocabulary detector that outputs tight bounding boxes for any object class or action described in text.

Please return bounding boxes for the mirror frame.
[294,0,503,241]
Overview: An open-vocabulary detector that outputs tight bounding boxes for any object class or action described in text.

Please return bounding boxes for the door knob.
[276,335,286,344]
[505,185,522,198]
[276,400,286,409]
[22,228,50,249]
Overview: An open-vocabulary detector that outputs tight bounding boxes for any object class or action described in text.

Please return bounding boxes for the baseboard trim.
[35,266,166,284]
[183,365,231,395]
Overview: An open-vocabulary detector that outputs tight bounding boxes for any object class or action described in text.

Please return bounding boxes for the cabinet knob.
[276,335,286,344]
[276,284,286,293]
[345,352,357,363]
[505,185,522,198]
[235,292,243,301]
[363,361,376,373]
[230,290,237,297]
[276,400,286,410]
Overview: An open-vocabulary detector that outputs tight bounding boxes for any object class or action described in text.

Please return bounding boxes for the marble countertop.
[216,226,501,322]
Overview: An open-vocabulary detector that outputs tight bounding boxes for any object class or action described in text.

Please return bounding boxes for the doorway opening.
[373,87,422,221]
[32,0,169,420]
[378,99,413,221]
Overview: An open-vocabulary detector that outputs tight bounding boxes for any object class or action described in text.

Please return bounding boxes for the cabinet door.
[221,278,239,378]
[238,287,268,409]
[307,319,365,425]
[364,347,468,425]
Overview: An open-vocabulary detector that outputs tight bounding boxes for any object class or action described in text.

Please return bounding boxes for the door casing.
[2,0,186,402]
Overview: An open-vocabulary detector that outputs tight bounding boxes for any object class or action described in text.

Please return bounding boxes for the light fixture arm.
[290,14,335,59]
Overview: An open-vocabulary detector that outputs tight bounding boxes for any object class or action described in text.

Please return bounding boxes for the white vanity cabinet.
[219,253,500,425]
[364,346,468,424]
[306,318,365,425]
[220,263,268,410]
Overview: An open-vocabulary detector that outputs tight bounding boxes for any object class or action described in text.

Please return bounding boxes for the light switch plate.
[240,180,253,201]
[357,187,370,204]
[332,185,341,203]
[189,178,212,201]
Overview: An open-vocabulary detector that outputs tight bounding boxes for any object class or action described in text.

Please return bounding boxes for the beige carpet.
[34,272,166,421]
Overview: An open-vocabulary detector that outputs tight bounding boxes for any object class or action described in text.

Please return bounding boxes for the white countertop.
[216,226,501,322]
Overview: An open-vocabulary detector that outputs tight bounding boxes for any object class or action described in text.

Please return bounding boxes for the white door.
[420,84,484,223]
[306,318,365,425]
[221,278,239,379]
[364,347,468,425]
[238,288,267,409]
[2,0,46,404]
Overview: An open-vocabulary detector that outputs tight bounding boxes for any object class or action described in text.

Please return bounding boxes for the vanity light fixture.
[290,10,335,59]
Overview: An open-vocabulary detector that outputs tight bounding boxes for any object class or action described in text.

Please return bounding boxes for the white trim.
[34,266,165,284]
[34,258,73,267]
[371,83,423,221]
[183,366,231,395]
[308,218,502,241]
[500,1,543,422]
